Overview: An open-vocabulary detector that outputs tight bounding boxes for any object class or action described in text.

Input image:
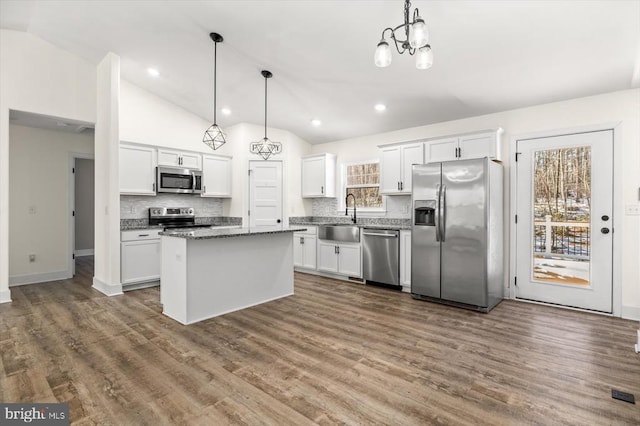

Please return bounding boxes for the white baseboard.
[0,290,11,304]
[92,277,123,296]
[75,249,94,257]
[9,270,71,286]
[621,305,640,321]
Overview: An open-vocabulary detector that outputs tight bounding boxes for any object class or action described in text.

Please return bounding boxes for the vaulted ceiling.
[2,1,639,144]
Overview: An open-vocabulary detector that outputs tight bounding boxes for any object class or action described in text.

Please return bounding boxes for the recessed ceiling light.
[311,119,322,126]
[147,67,160,77]
[374,103,386,112]
[221,107,231,116]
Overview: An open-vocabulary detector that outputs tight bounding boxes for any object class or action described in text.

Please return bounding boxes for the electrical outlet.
[29,254,36,262]
[28,205,36,214]
[129,206,136,214]
[625,204,640,216]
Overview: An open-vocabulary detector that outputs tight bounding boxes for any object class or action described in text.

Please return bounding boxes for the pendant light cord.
[213,40,217,125]
[264,74,268,139]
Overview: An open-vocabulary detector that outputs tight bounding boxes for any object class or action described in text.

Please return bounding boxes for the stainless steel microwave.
[156,167,202,194]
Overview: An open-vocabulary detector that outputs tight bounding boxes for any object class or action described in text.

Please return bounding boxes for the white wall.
[311,89,640,318]
[119,81,313,223]
[8,125,94,284]
[0,29,97,302]
[75,158,95,252]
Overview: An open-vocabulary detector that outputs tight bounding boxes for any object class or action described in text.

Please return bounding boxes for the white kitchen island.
[159,226,306,325]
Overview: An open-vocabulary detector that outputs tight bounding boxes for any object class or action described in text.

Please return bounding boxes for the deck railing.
[534,215,590,261]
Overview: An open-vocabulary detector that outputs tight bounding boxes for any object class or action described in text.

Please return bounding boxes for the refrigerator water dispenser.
[414,200,436,226]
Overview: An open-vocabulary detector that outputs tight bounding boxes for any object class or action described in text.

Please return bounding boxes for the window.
[344,161,383,210]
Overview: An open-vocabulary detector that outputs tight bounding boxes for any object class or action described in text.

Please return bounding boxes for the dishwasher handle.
[363,232,398,238]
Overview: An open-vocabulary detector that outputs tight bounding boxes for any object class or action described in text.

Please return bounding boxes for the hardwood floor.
[1,257,639,425]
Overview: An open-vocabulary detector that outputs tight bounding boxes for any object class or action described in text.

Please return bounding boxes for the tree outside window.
[345,162,383,210]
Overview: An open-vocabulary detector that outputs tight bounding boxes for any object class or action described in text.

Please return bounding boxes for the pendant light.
[249,70,282,160]
[374,0,433,70]
[203,32,226,150]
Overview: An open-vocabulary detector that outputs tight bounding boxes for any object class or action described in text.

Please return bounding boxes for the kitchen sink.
[318,224,360,243]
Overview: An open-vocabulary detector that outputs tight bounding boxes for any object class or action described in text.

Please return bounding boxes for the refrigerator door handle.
[435,184,441,242]
[441,184,447,242]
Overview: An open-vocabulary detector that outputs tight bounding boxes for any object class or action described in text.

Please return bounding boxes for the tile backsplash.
[312,195,411,219]
[120,194,224,219]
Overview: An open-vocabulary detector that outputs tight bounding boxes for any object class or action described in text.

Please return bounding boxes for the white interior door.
[515,130,613,312]
[249,161,283,228]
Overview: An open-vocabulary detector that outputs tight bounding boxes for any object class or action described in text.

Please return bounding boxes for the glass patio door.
[515,130,613,312]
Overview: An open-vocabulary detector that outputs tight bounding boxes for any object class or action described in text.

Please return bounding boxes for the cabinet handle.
[321,186,324,194]
[301,237,304,244]
[337,246,340,254]
[458,147,462,158]
[203,185,206,193]
[400,181,403,191]
[397,182,400,191]
[152,183,155,192]
[138,234,149,237]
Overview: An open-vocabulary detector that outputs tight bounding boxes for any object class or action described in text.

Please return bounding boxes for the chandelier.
[374,0,433,70]
[249,70,282,160]
[203,32,226,150]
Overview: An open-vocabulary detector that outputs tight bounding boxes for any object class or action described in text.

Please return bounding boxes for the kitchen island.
[159,226,306,324]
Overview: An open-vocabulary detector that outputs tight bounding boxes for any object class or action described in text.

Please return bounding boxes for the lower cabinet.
[293,227,317,270]
[121,229,161,285]
[400,230,412,292]
[317,241,361,277]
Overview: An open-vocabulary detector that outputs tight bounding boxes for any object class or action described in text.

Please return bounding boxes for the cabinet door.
[302,235,317,270]
[202,155,231,197]
[317,241,339,273]
[337,244,361,277]
[293,235,304,267]
[458,132,499,161]
[302,156,325,197]
[180,152,202,169]
[425,137,458,163]
[400,143,424,193]
[121,240,161,284]
[400,231,412,289]
[380,146,402,194]
[157,149,181,167]
[119,144,156,195]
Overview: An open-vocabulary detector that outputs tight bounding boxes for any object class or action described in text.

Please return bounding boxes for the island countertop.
[159,225,307,240]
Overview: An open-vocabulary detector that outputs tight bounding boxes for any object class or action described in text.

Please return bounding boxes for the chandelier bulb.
[415,45,433,70]
[409,16,429,49]
[374,39,392,68]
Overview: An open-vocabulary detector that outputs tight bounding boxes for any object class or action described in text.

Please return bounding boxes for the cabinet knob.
[601,227,610,234]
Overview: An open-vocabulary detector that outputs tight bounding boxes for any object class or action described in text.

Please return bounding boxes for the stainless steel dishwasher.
[362,228,400,287]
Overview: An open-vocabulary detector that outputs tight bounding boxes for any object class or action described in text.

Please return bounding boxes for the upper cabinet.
[201,154,232,198]
[425,129,503,163]
[379,142,424,195]
[120,143,157,195]
[158,148,202,170]
[302,153,337,198]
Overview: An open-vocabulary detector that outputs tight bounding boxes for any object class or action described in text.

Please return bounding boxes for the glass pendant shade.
[374,40,392,68]
[409,17,429,48]
[203,123,227,150]
[415,45,433,70]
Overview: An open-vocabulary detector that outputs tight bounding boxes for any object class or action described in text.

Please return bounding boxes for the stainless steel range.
[148,207,211,230]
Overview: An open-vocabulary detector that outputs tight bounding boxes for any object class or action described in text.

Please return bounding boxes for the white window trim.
[338,160,387,215]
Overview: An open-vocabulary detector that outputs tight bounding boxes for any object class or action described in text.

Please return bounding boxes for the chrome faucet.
[345,193,357,224]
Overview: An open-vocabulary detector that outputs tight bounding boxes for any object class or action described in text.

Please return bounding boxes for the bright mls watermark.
[1,403,68,425]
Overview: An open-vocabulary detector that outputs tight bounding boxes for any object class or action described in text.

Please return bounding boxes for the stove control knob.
[187,208,194,215]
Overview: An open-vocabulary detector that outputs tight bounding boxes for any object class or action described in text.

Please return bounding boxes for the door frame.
[68,152,95,277]
[509,122,622,317]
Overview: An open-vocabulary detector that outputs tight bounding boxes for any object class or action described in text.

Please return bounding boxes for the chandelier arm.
[389,23,412,54]
[213,39,217,125]
[413,7,420,22]
[264,74,267,139]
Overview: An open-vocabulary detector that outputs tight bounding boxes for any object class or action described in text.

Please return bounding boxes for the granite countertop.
[291,221,411,231]
[121,216,242,231]
[159,226,307,240]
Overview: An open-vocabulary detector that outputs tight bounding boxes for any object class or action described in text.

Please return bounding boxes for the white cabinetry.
[119,143,157,195]
[121,229,161,285]
[400,230,411,292]
[380,142,424,195]
[425,129,502,163]
[201,154,232,197]
[317,241,361,277]
[158,148,202,169]
[293,227,317,270]
[302,153,337,197]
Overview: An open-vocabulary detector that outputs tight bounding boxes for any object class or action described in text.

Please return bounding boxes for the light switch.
[625,204,640,215]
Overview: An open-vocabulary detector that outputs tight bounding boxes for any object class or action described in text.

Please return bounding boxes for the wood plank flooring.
[1,256,639,424]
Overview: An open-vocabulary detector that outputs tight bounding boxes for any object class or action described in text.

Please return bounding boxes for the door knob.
[601,227,610,234]
[277,219,281,223]
[601,215,609,221]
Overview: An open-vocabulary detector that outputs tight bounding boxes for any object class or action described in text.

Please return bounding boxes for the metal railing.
[534,215,590,260]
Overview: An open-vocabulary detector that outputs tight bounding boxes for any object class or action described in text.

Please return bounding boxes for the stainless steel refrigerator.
[411,157,503,312]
